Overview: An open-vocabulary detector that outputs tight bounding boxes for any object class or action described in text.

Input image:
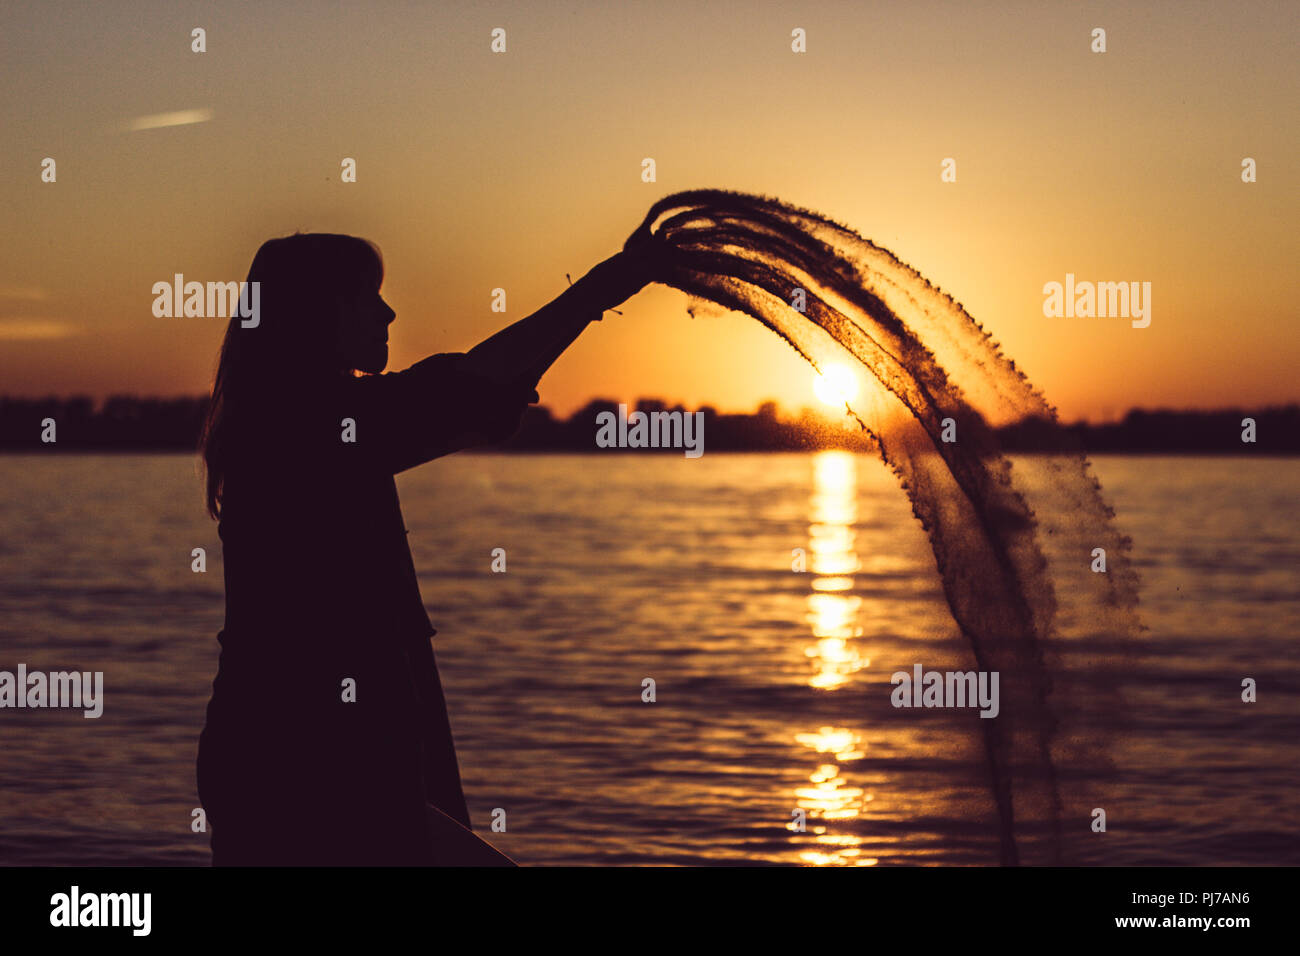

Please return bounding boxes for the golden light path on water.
[791,451,878,866]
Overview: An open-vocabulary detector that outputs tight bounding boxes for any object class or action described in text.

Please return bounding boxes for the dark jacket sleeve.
[341,352,521,474]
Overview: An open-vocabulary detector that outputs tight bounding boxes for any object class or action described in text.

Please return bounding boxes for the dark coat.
[197,353,494,865]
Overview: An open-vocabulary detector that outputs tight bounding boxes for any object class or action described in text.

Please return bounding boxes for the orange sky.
[1,0,1296,421]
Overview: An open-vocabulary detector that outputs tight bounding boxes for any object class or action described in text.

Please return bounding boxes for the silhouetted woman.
[197,234,652,865]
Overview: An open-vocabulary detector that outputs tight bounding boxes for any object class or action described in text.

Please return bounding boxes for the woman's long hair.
[200,233,384,519]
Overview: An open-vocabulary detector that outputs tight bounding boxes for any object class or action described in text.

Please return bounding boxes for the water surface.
[0,453,1295,865]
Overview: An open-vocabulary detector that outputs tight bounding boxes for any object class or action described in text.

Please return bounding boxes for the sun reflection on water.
[789,726,878,866]
[791,452,878,865]
[804,452,868,689]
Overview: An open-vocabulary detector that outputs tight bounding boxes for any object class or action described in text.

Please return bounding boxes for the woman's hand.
[577,249,660,315]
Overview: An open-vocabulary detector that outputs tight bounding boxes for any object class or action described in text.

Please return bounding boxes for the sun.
[813,364,859,407]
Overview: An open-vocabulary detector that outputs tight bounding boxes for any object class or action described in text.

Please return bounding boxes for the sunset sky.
[1,0,1296,421]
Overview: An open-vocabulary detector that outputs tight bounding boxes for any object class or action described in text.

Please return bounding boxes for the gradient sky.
[1,0,1296,421]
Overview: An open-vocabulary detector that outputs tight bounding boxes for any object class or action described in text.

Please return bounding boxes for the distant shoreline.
[2,398,1295,455]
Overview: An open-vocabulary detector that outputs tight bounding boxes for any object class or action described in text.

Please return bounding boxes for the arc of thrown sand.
[616,188,1110,864]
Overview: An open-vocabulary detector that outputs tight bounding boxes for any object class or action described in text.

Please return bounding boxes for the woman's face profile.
[337,280,396,374]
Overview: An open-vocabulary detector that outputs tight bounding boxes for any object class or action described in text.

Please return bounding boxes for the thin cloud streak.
[124,108,214,132]
[0,319,78,340]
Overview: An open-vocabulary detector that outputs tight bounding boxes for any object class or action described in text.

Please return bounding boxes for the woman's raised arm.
[339,250,657,474]
[460,250,655,388]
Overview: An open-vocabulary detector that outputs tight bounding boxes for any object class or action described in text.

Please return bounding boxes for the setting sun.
[813,364,859,407]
